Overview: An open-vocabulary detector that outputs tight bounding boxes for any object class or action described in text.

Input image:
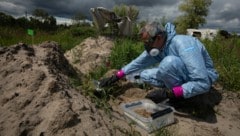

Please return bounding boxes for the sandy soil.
[0,41,115,136]
[0,37,239,136]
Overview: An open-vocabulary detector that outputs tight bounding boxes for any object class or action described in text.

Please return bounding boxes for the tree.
[0,12,15,26]
[43,16,57,30]
[32,9,49,22]
[72,12,87,25]
[174,0,212,34]
[113,4,139,22]
[32,8,57,31]
[16,17,29,28]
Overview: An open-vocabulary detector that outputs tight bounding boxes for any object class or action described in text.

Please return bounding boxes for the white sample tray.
[120,99,175,133]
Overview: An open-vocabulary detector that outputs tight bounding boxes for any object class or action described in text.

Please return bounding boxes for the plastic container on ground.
[120,99,175,133]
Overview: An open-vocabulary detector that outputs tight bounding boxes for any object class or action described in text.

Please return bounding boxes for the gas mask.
[144,44,160,56]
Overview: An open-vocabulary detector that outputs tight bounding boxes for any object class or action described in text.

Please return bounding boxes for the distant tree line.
[0,9,58,31]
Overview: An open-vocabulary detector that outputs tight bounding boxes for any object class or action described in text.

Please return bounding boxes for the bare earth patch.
[0,42,118,136]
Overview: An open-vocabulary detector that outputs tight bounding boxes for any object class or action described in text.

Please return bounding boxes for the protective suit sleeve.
[122,51,159,75]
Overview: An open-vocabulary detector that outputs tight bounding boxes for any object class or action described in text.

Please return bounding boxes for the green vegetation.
[110,38,144,69]
[155,128,172,136]
[203,35,240,91]
[0,25,96,52]
[0,10,97,52]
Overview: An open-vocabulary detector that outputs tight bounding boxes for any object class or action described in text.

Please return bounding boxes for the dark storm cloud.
[219,10,239,22]
[0,0,239,33]
[113,0,181,20]
[205,0,240,32]
[113,0,178,7]
[29,0,115,17]
[0,0,115,18]
[0,0,26,16]
[217,6,239,21]
[0,0,179,18]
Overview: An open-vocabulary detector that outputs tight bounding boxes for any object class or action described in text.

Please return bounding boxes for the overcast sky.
[0,0,239,33]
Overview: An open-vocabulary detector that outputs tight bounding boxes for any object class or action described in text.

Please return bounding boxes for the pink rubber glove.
[172,86,183,98]
[116,70,125,79]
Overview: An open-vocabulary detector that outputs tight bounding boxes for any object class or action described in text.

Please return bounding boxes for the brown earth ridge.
[0,41,115,136]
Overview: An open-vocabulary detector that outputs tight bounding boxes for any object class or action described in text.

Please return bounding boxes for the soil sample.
[134,108,153,118]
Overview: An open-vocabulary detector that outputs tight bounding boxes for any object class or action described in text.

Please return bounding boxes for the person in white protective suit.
[99,22,219,103]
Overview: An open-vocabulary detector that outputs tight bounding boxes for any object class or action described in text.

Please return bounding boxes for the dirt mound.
[0,42,117,136]
[64,36,113,75]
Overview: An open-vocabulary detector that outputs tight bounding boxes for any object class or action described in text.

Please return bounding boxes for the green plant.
[69,75,82,89]
[80,66,113,114]
[203,35,240,91]
[81,82,118,114]
[154,128,172,136]
[110,38,144,69]
[70,25,96,38]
